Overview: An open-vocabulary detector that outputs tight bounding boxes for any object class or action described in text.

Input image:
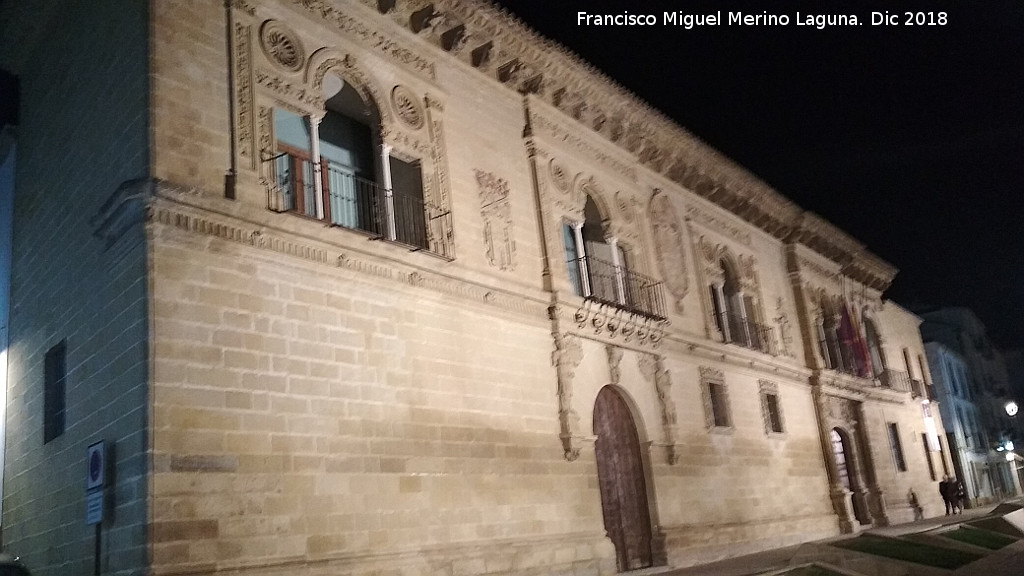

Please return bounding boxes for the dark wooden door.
[594,387,653,571]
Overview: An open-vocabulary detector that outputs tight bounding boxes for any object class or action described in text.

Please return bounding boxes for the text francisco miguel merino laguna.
[577,11,948,29]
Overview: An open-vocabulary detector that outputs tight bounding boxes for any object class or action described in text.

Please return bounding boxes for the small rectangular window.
[709,382,730,428]
[766,394,783,433]
[922,433,937,480]
[888,422,907,472]
[44,340,67,444]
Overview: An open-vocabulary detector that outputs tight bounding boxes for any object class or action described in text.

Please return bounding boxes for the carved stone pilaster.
[649,190,689,314]
[605,344,622,385]
[640,354,679,464]
[552,331,584,461]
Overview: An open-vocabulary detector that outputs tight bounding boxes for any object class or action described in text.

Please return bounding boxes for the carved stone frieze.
[255,68,322,108]
[649,190,689,314]
[474,169,516,271]
[552,331,584,461]
[529,107,637,182]
[685,204,752,247]
[147,198,541,318]
[826,395,860,427]
[291,0,436,79]
[573,299,666,348]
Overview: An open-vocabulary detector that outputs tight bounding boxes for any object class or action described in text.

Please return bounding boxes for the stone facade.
[1,1,950,575]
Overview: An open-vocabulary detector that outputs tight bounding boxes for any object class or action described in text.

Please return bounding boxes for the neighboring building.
[1,1,949,575]
[925,342,999,505]
[919,307,1022,498]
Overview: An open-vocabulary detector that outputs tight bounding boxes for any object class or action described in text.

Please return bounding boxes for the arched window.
[563,196,663,319]
[864,317,886,377]
[271,73,441,252]
[708,257,764,351]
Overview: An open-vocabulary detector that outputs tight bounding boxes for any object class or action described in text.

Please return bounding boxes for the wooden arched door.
[594,386,653,571]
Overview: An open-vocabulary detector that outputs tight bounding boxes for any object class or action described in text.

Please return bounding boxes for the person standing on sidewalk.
[952,477,966,514]
[939,475,954,515]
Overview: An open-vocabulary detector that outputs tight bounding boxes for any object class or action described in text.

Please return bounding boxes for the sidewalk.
[663,499,1024,576]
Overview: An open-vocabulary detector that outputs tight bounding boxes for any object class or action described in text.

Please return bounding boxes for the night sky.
[495,0,1024,348]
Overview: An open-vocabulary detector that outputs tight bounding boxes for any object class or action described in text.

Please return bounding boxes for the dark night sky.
[495,0,1024,348]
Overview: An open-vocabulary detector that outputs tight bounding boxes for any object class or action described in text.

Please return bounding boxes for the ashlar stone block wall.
[0,1,151,574]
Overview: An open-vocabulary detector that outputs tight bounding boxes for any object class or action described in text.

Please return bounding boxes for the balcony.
[268,153,453,257]
[569,254,666,321]
[879,368,912,393]
[715,311,775,354]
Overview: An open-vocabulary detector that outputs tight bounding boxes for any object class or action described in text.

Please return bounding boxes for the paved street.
[663,499,1024,576]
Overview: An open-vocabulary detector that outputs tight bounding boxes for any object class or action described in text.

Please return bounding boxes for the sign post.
[86,441,106,575]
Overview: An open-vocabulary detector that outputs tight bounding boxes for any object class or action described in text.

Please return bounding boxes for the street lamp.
[1006,401,1019,417]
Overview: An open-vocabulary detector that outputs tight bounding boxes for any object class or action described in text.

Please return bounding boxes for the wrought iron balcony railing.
[568,255,666,321]
[268,153,452,257]
[878,368,911,393]
[909,378,926,399]
[715,311,775,354]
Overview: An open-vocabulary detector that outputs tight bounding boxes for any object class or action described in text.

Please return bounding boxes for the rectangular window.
[390,156,427,249]
[766,394,784,433]
[709,382,730,428]
[563,223,583,296]
[888,422,907,472]
[43,340,67,444]
[922,433,937,480]
[759,380,785,435]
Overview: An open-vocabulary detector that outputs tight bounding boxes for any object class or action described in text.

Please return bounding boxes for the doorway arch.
[831,427,870,525]
[593,386,653,571]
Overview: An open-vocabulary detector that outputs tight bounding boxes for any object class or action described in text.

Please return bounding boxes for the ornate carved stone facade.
[1,1,951,575]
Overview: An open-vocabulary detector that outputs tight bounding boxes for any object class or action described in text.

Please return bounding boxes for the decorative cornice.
[343,0,897,291]
[147,194,543,319]
[685,203,752,247]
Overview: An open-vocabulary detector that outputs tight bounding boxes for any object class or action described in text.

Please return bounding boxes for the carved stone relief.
[474,169,515,271]
[649,190,689,314]
[391,85,424,129]
[638,354,678,464]
[235,22,256,169]
[686,204,752,247]
[552,332,584,461]
[604,345,623,386]
[773,297,795,358]
[260,20,305,72]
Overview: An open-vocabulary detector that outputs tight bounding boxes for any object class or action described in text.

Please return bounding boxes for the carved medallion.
[391,85,424,130]
[616,191,634,223]
[259,20,304,72]
[548,159,570,193]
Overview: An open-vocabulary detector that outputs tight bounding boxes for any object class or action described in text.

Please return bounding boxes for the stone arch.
[592,385,657,571]
[830,426,871,526]
[304,48,393,126]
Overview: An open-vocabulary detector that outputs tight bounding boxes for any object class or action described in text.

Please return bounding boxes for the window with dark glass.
[709,382,730,428]
[43,340,67,444]
[887,422,907,472]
